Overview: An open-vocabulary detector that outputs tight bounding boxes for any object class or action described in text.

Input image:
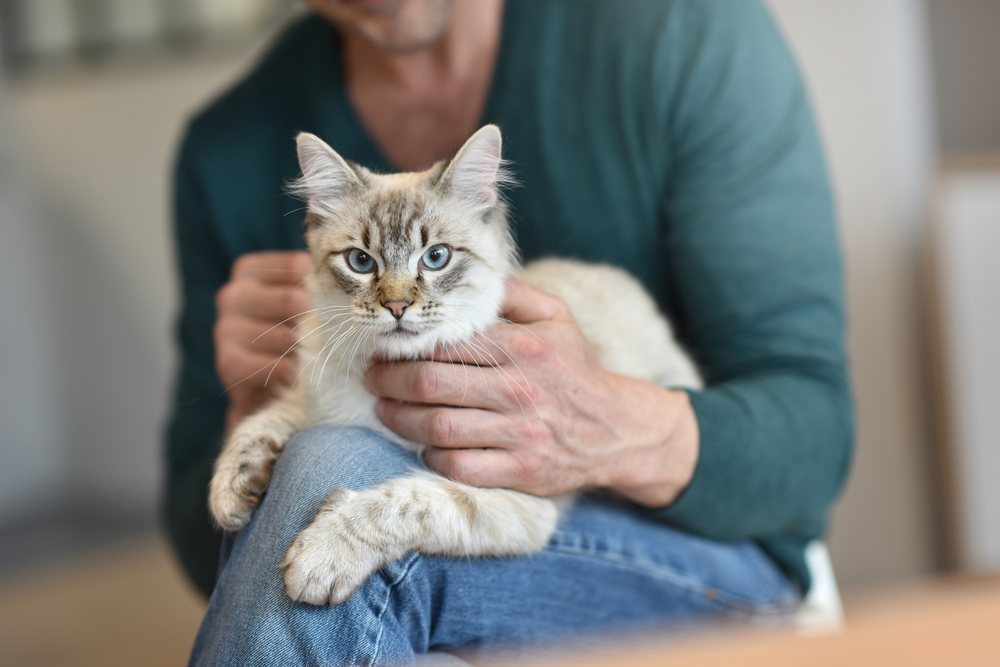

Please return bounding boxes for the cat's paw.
[282,489,398,606]
[209,433,280,531]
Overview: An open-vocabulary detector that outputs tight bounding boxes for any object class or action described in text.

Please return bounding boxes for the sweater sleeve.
[650,0,853,569]
[163,130,229,598]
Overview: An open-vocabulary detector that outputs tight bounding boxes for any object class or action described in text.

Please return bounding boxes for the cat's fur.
[209,125,701,606]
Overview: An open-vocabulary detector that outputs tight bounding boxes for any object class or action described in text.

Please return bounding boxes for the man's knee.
[271,424,421,496]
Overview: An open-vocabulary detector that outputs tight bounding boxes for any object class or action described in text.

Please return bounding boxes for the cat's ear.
[292,132,362,217]
[439,125,508,206]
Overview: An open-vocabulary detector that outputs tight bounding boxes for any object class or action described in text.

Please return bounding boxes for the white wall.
[0,82,71,524]
[767,0,940,587]
[6,55,252,520]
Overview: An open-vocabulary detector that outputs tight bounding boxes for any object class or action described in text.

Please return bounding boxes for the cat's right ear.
[291,132,362,219]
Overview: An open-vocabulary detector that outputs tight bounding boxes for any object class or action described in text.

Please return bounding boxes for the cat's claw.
[209,433,279,531]
[209,482,261,532]
[282,489,396,606]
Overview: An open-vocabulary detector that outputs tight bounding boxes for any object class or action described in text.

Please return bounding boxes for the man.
[167,0,852,663]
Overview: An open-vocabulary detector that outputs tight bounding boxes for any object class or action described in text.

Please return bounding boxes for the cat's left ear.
[439,125,507,207]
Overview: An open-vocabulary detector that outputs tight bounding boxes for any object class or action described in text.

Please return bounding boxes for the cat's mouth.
[384,323,419,337]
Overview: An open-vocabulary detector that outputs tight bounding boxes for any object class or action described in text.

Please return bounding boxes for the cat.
[209,125,702,606]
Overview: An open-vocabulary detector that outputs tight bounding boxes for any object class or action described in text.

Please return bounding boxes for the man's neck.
[338,0,506,171]
[341,0,504,95]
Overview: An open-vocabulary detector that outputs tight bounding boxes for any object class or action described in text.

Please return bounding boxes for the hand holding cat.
[367,276,701,508]
[215,251,313,432]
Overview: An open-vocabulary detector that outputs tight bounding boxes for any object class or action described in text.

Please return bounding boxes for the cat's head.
[292,125,517,359]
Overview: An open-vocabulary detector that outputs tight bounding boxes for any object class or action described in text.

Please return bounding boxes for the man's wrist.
[605,382,700,508]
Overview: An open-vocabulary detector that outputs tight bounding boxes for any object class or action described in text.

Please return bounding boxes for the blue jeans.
[189,425,798,666]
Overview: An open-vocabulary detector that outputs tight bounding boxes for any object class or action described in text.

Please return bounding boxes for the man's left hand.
[365,277,700,506]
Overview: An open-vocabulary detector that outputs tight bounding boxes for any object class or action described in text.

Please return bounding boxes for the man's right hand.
[214,251,313,433]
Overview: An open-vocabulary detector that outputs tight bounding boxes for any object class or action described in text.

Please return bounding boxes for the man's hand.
[366,277,700,507]
[214,251,313,432]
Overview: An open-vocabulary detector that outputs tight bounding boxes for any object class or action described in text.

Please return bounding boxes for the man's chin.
[324,0,454,55]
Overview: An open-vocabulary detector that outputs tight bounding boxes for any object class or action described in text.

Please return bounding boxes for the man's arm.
[165,138,230,597]
[650,0,852,549]
[165,134,310,597]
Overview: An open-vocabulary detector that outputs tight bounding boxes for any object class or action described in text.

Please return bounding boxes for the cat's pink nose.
[383,301,412,320]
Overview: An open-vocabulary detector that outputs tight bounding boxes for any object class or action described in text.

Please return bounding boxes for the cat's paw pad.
[209,434,279,531]
[281,490,391,606]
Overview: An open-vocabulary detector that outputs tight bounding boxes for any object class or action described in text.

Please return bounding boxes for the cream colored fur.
[209,126,701,606]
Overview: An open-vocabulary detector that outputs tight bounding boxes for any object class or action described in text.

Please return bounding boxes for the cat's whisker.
[318,323,365,384]
[222,357,280,396]
[328,325,367,383]
[353,329,376,388]
[310,314,358,363]
[469,340,539,425]
[314,328,359,386]
[461,325,546,429]
[444,345,470,409]
[262,313,356,387]
[282,205,308,218]
[306,318,355,378]
[251,306,350,345]
[342,327,368,387]
[432,315,542,427]
[222,314,344,395]
[454,337,493,404]
[432,318,497,389]
[440,301,560,363]
[294,319,359,387]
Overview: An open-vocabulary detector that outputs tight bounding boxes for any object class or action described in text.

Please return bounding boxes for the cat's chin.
[370,323,480,361]
[370,329,446,360]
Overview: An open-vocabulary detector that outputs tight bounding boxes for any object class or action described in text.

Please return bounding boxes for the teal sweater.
[167,0,853,599]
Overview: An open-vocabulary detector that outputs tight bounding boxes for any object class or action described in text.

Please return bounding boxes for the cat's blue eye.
[345,248,376,273]
[421,245,451,271]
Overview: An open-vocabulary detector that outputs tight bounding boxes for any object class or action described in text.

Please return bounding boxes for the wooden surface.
[506,576,1000,667]
[0,536,205,667]
[1,536,997,666]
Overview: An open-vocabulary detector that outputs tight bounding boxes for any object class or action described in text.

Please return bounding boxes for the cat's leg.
[210,385,310,531]
[283,472,563,605]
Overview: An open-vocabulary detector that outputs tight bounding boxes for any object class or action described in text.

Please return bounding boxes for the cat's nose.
[383,300,412,320]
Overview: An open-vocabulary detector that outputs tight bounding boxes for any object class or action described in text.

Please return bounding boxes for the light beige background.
[2,0,997,592]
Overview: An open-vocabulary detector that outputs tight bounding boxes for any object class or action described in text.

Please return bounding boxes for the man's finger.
[500,276,567,324]
[231,251,312,285]
[219,352,298,392]
[216,316,300,356]
[219,281,313,322]
[423,447,524,490]
[376,401,523,450]
[366,360,533,412]
[426,327,525,366]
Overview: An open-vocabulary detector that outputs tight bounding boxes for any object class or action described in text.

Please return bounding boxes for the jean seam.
[370,552,422,665]
[547,542,799,616]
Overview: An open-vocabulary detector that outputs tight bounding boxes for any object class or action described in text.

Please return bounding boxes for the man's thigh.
[198,425,798,665]
[397,496,799,654]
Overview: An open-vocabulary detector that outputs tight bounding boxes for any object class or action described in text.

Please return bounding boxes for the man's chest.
[348,79,492,172]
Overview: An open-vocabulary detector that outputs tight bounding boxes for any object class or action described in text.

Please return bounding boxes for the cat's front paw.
[282,489,400,606]
[209,432,280,531]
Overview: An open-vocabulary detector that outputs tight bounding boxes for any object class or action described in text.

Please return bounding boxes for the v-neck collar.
[311,0,517,174]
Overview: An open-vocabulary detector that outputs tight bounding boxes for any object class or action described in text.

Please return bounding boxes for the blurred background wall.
[0,0,998,592]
